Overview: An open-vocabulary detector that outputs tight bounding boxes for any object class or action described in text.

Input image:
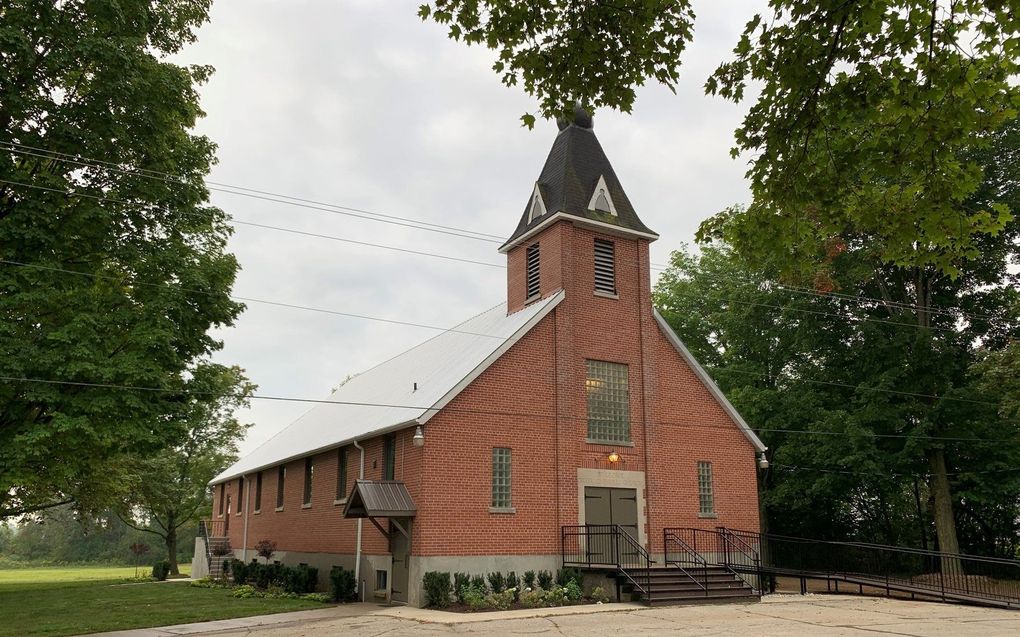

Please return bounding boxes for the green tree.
[120,365,254,575]
[1,1,244,518]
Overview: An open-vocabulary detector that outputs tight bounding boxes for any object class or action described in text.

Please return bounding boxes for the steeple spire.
[499,107,657,253]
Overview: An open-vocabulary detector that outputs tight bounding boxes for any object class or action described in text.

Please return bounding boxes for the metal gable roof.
[211,291,564,485]
[343,480,416,518]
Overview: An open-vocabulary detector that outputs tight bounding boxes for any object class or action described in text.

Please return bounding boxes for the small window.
[254,472,263,512]
[276,466,286,509]
[218,484,225,516]
[698,461,715,515]
[303,458,314,506]
[593,188,612,213]
[585,360,630,443]
[383,434,396,480]
[594,239,616,294]
[526,243,540,299]
[236,477,244,513]
[375,570,388,591]
[336,447,348,501]
[491,448,512,509]
[528,184,546,222]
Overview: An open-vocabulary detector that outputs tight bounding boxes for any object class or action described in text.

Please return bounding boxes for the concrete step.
[648,591,760,606]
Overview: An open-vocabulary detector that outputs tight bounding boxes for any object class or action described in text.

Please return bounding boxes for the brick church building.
[201,108,767,606]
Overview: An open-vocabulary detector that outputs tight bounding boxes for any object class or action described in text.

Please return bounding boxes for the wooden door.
[584,487,638,564]
[389,518,412,603]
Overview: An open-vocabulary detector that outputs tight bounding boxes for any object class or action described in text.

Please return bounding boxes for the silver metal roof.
[211,292,564,484]
[343,480,416,518]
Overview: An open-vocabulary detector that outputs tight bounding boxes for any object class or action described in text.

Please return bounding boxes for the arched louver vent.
[594,239,616,294]
[526,243,540,299]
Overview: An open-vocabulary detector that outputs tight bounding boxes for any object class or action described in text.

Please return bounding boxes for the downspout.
[353,439,365,600]
[241,474,251,561]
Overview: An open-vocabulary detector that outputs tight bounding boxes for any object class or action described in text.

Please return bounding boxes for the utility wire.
[773,463,1020,479]
[0,259,505,339]
[0,178,506,269]
[1,257,1009,407]
[2,375,1014,444]
[5,142,1010,324]
[2,179,1005,337]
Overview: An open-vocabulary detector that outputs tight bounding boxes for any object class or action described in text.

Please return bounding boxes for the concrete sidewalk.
[83,595,1020,636]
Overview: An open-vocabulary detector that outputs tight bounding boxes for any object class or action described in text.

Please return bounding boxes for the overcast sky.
[176,0,766,455]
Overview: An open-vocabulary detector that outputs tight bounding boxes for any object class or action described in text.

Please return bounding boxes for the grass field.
[0,565,325,637]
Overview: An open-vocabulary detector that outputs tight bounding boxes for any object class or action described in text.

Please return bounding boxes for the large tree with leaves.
[120,365,254,575]
[0,1,245,519]
[421,0,1020,558]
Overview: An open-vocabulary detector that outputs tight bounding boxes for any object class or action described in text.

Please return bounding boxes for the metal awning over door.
[342,480,416,539]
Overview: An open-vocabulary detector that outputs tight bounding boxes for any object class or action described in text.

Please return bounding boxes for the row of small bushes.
[423,568,597,610]
[227,559,318,594]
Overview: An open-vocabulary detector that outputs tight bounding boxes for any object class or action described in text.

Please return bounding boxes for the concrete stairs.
[622,566,759,606]
[206,537,232,579]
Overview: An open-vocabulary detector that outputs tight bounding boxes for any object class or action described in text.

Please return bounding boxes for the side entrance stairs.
[620,566,758,606]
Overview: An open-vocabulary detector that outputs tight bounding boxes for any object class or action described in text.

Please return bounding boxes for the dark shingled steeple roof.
[499,107,657,252]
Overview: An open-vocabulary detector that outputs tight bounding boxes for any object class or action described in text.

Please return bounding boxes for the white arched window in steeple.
[587,175,618,216]
[527,183,547,223]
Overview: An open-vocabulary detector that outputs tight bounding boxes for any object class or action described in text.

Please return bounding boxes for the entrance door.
[583,487,638,564]
[389,518,412,603]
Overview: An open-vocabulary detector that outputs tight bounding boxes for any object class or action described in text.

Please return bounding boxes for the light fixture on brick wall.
[412,425,425,447]
[757,452,769,470]
[607,451,620,464]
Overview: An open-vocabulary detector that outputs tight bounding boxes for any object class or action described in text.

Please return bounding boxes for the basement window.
[526,243,540,299]
[594,239,616,295]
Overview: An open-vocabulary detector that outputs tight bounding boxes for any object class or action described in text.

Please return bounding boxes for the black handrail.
[663,526,1020,609]
[562,525,652,600]
[663,529,709,593]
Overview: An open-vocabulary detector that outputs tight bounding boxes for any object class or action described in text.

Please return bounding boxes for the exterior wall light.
[607,451,620,464]
[412,426,425,447]
[757,452,769,470]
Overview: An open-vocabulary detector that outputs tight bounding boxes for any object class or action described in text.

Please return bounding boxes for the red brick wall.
[212,218,760,560]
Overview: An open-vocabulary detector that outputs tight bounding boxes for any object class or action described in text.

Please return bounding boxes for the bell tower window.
[594,238,616,295]
[587,175,618,216]
[527,184,547,223]
[525,243,540,300]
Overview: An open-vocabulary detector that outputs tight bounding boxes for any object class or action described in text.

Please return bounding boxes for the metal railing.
[663,529,709,593]
[562,524,652,599]
[755,531,1020,608]
[664,527,1020,609]
[200,519,226,538]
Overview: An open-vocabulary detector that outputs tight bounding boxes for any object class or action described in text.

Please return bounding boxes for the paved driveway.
[200,595,1020,637]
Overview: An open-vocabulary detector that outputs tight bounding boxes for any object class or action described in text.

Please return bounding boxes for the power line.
[5,141,1013,325]
[0,259,505,339]
[773,463,1020,479]
[2,375,1014,444]
[2,257,1008,408]
[0,178,506,269]
[1,143,503,243]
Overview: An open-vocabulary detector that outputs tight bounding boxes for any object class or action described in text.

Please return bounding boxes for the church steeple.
[499,106,658,254]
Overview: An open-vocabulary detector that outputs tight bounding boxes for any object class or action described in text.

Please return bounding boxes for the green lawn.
[0,565,325,637]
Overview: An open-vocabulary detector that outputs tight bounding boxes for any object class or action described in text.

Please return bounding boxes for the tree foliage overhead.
[0,0,247,518]
[417,0,694,127]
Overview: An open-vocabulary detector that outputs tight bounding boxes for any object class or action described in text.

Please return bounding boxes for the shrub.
[487,588,515,610]
[453,572,470,603]
[543,584,569,607]
[330,566,357,602]
[519,588,544,608]
[470,574,487,593]
[564,580,582,602]
[232,584,259,599]
[282,564,317,594]
[151,560,171,581]
[422,571,452,608]
[590,585,610,604]
[230,559,252,585]
[255,539,277,562]
[506,572,520,601]
[302,592,332,603]
[523,570,536,589]
[462,584,489,611]
[486,571,505,593]
[556,567,583,589]
[536,570,553,590]
[189,577,226,589]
